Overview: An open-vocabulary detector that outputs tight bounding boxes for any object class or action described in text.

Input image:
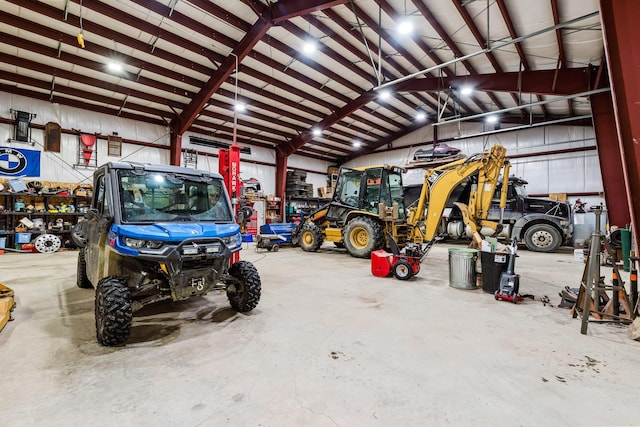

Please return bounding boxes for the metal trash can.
[448,248,478,289]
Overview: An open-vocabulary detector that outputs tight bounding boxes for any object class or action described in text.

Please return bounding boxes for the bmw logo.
[0,148,28,175]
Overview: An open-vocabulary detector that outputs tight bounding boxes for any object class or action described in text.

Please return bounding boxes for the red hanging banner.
[80,134,97,166]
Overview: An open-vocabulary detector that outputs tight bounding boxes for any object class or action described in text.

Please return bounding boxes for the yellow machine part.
[0,283,16,332]
[324,227,342,242]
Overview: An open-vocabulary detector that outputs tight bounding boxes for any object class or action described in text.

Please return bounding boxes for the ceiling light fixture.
[234,103,246,112]
[485,114,498,124]
[398,19,413,35]
[107,62,123,73]
[312,128,322,137]
[379,89,391,100]
[353,139,361,148]
[398,0,413,36]
[460,86,474,96]
[303,41,317,55]
[416,111,427,122]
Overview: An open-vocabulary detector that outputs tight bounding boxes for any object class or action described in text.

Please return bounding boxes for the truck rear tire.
[343,216,383,258]
[227,260,261,312]
[524,224,561,252]
[76,248,92,289]
[299,222,324,252]
[95,276,132,346]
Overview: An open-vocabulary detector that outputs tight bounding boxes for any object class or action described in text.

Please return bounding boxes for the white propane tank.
[447,221,465,237]
[464,224,511,238]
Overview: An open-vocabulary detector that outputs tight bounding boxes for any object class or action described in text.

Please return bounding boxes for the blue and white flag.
[0,146,41,177]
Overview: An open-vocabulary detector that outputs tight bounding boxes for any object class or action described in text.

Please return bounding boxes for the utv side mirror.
[85,208,99,220]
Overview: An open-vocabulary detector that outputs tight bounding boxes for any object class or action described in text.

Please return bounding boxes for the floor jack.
[495,238,523,303]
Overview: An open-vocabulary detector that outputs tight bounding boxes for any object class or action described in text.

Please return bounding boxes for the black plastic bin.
[480,251,509,294]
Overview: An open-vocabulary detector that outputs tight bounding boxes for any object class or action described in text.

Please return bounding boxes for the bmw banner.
[0,146,41,177]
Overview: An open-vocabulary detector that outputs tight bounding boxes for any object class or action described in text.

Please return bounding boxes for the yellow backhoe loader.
[292,144,510,259]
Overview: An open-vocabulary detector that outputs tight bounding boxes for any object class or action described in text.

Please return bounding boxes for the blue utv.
[72,162,261,346]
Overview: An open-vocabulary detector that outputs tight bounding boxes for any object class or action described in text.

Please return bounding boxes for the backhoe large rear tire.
[299,222,324,252]
[344,216,384,258]
[95,276,132,346]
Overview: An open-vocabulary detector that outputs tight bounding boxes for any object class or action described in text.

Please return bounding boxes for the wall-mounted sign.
[108,135,122,156]
[0,147,41,176]
[45,122,61,152]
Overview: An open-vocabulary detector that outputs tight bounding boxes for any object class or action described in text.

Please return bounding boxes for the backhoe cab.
[293,144,510,259]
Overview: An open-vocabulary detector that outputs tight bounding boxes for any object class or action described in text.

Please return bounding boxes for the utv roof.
[99,162,223,179]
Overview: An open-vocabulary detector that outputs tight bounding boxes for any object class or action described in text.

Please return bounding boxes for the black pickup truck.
[405,176,573,252]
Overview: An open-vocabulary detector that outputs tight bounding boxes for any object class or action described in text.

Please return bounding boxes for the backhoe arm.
[408,144,509,243]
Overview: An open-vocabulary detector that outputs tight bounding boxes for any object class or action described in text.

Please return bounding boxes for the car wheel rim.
[351,227,368,249]
[533,231,552,248]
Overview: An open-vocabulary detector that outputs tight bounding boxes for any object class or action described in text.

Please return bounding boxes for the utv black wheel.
[227,261,261,312]
[392,259,413,280]
[299,222,324,252]
[95,277,132,346]
[76,248,92,289]
[343,216,383,258]
[524,224,561,252]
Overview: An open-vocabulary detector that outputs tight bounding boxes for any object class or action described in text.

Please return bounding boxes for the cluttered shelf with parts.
[285,196,330,223]
[0,178,92,251]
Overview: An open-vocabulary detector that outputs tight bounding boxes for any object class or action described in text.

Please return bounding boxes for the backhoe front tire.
[95,276,132,346]
[343,217,384,258]
[299,222,324,252]
[76,248,92,289]
[227,260,261,312]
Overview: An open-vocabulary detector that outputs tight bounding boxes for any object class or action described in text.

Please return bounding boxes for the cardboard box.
[549,193,567,202]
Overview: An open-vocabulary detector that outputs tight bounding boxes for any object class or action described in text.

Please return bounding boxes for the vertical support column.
[590,93,630,227]
[169,131,182,166]
[219,145,241,263]
[599,0,640,248]
[275,149,288,222]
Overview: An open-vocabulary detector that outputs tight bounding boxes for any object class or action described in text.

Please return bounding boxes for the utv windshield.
[118,170,233,223]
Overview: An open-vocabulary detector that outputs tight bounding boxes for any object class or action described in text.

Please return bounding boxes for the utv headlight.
[223,233,241,249]
[124,238,163,249]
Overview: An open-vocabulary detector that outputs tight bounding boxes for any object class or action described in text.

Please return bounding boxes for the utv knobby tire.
[227,261,261,312]
[523,223,561,253]
[76,248,92,289]
[95,276,132,346]
[343,216,384,258]
[298,222,324,252]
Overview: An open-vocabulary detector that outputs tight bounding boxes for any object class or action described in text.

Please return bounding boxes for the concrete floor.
[0,242,639,426]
